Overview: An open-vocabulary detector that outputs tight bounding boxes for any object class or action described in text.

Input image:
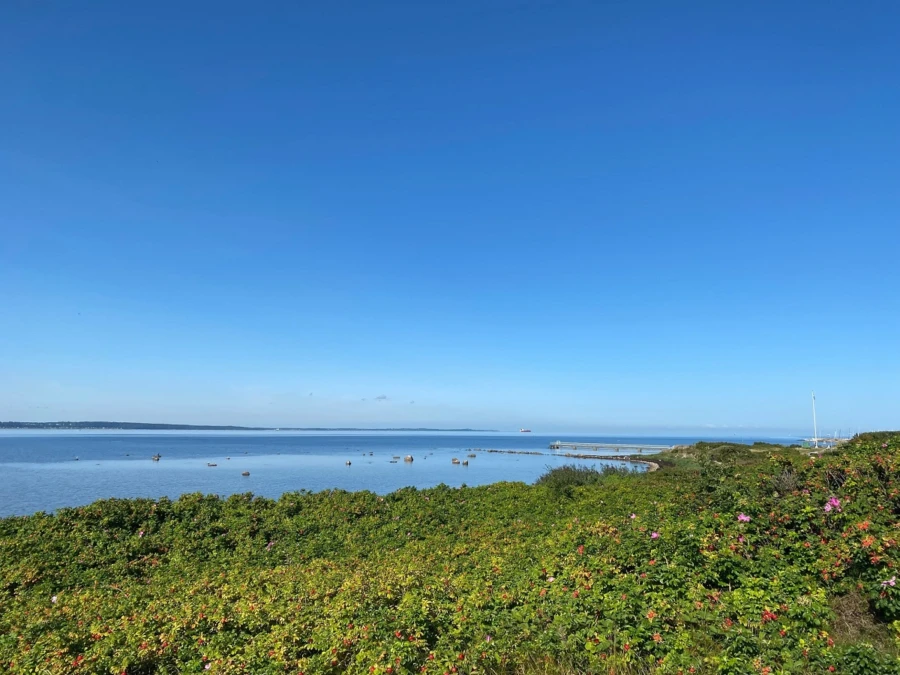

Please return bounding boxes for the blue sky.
[2,1,898,434]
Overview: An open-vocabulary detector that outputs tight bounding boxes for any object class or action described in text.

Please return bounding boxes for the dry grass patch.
[830,591,898,657]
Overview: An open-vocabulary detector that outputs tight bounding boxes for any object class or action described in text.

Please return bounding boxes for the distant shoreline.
[0,421,499,432]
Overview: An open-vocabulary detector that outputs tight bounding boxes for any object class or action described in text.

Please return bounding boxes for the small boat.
[520,429,532,433]
[404,455,414,462]
[467,453,477,458]
[451,458,460,465]
[345,460,352,465]
[462,460,469,466]
[207,463,217,467]
[241,471,250,476]
[151,454,161,461]
[392,456,401,459]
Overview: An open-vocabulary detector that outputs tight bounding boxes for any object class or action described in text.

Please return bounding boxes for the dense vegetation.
[2,434,899,674]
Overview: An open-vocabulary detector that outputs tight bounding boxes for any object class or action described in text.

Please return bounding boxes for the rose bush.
[1,434,898,673]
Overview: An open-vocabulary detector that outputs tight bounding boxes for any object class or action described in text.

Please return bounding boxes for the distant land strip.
[0,421,498,432]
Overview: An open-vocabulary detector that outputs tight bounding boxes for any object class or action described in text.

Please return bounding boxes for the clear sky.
[2,1,898,435]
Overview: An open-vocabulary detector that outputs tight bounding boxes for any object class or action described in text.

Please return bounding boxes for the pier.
[549,441,673,453]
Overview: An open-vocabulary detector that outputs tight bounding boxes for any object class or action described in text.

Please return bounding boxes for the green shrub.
[2,435,900,673]
[534,463,632,493]
[837,644,900,675]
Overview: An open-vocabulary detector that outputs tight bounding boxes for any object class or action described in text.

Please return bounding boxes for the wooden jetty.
[549,441,672,453]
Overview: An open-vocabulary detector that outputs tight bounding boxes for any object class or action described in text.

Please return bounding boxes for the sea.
[0,431,798,517]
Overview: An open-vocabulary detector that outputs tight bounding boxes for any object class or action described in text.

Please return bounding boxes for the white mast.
[811,391,818,449]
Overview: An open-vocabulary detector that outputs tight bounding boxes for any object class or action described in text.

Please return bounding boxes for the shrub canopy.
[2,435,900,673]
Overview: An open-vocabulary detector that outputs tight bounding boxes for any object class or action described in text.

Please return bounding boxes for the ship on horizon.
[519,428,532,433]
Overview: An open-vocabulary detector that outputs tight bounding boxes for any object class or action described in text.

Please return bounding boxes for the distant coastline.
[0,421,499,432]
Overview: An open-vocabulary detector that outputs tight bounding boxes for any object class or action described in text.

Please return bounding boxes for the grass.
[830,591,899,657]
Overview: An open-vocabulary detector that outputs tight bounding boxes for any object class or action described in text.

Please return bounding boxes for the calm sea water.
[0,432,795,517]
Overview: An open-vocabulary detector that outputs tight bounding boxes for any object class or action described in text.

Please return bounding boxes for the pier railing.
[549,441,672,453]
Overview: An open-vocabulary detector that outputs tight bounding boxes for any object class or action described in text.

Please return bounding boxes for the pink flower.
[547,576,555,583]
[205,665,211,671]
[630,513,637,520]
[738,536,745,543]
[737,513,750,523]
[138,530,144,538]
[825,497,842,513]
[266,541,275,550]
[882,577,897,587]
[51,595,58,604]
[651,532,660,539]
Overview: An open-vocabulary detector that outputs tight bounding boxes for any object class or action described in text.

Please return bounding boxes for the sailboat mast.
[811,391,818,449]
